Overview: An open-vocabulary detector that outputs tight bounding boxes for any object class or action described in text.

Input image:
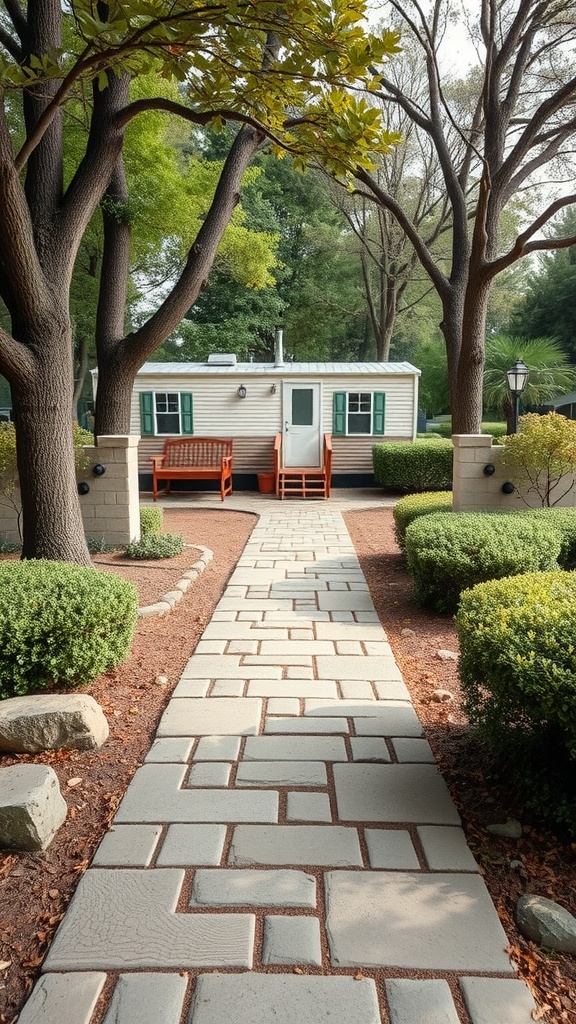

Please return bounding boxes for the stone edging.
[137,544,213,618]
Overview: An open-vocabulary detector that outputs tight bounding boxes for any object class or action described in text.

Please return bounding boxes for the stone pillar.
[78,435,141,547]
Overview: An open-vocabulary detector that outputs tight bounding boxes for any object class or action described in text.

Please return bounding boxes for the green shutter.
[140,392,154,435]
[180,392,194,435]
[372,392,385,435]
[333,392,346,436]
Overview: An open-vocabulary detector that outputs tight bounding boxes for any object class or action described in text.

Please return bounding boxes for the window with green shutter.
[333,391,386,436]
[140,391,194,435]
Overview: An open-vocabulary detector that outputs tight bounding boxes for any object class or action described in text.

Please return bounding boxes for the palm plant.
[483,336,576,435]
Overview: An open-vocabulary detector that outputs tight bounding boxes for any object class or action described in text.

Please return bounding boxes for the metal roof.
[132,361,421,376]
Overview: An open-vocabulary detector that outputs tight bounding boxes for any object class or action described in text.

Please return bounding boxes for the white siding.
[130,369,417,475]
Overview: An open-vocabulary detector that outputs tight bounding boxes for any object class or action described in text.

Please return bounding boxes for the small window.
[155,392,181,434]
[347,392,372,434]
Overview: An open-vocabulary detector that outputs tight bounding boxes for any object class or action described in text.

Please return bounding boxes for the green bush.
[427,421,507,438]
[405,512,561,613]
[456,570,576,835]
[373,439,453,492]
[393,491,453,550]
[140,507,164,536]
[0,560,138,699]
[124,533,184,559]
[524,508,576,569]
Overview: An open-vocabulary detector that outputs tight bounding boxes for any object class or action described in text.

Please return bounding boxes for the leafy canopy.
[500,412,576,507]
[2,1,402,176]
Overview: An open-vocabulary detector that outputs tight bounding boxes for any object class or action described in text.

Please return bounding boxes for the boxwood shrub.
[125,533,184,559]
[456,570,576,835]
[404,512,561,613]
[140,507,164,536]
[0,560,138,699]
[393,491,453,550]
[372,439,453,492]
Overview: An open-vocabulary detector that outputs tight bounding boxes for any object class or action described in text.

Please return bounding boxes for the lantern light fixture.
[237,384,247,399]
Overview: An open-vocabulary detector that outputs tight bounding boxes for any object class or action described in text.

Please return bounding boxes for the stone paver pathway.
[19,504,537,1024]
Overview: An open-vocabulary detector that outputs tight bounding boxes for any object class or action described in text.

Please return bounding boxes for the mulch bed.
[0,504,574,1024]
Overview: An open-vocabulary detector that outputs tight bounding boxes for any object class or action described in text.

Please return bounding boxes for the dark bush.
[372,439,453,492]
[404,512,561,613]
[0,560,138,698]
[393,491,452,550]
[124,533,184,559]
[456,570,576,836]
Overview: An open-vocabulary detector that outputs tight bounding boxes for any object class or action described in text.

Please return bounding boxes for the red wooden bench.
[151,438,233,501]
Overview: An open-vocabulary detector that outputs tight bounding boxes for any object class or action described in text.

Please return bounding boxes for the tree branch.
[0,324,37,382]
[486,193,576,277]
[3,0,27,39]
[0,24,21,60]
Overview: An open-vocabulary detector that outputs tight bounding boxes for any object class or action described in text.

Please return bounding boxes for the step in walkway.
[20,507,537,1024]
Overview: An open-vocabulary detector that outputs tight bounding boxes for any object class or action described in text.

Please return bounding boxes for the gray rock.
[432,689,454,703]
[401,628,415,637]
[436,649,458,662]
[0,764,67,850]
[0,694,109,753]
[516,894,576,953]
[486,818,522,839]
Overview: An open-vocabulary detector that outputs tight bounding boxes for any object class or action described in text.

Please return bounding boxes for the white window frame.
[346,391,373,436]
[154,391,182,436]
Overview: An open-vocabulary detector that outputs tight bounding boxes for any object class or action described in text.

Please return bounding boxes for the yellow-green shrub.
[393,491,452,550]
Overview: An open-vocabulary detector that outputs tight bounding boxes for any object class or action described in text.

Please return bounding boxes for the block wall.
[452,434,576,511]
[0,435,141,548]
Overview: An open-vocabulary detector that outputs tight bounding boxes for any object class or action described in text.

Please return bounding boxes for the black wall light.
[483,464,496,476]
[92,463,106,476]
[237,384,247,399]
[78,481,90,495]
[501,481,515,494]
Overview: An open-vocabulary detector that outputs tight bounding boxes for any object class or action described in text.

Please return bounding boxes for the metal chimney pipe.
[274,327,284,367]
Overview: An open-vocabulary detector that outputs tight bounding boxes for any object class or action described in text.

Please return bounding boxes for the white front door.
[282,382,322,467]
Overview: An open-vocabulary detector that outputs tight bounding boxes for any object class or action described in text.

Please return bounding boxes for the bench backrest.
[163,438,233,467]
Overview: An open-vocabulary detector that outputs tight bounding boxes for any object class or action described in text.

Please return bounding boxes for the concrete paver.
[385,978,461,1024]
[20,496,537,1024]
[102,974,188,1024]
[190,869,316,907]
[189,974,382,1024]
[325,871,513,971]
[262,916,323,966]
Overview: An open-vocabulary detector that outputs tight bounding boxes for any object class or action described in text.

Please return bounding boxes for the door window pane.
[292,388,314,425]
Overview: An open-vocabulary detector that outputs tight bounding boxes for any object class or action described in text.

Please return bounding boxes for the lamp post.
[505,360,529,434]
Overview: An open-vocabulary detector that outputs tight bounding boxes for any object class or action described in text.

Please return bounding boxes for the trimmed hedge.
[404,512,561,613]
[393,491,452,550]
[124,533,184,559]
[427,421,507,438]
[140,507,164,536]
[373,439,453,492]
[0,560,138,699]
[524,508,576,570]
[456,570,576,835]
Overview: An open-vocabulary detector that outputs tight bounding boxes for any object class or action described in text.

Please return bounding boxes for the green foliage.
[404,512,561,613]
[124,533,184,559]
[456,570,576,835]
[140,507,164,536]
[500,412,576,506]
[524,508,576,569]
[412,339,450,416]
[483,335,576,426]
[0,561,138,698]
[427,421,507,438]
[372,439,453,492]
[393,491,452,550]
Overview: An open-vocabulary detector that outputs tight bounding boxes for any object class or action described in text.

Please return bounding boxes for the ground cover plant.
[124,533,184,559]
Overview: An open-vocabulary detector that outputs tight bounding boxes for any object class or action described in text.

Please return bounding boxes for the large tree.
[355,0,576,432]
[0,0,398,563]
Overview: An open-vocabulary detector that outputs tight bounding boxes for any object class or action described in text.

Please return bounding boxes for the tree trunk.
[94,356,134,435]
[73,333,89,424]
[439,288,464,430]
[11,316,91,565]
[452,274,493,434]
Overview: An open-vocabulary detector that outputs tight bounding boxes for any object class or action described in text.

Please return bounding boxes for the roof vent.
[206,353,237,366]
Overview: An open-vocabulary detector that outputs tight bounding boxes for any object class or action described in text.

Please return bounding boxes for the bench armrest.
[151,455,166,467]
[222,455,233,469]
